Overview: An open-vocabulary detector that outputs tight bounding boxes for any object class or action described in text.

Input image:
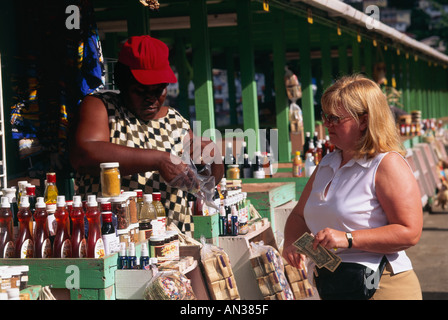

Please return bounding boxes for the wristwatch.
[346,232,353,249]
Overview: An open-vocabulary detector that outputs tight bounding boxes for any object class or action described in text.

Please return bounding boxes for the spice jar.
[149,235,165,260]
[122,191,139,243]
[100,162,121,197]
[226,164,240,180]
[111,196,129,242]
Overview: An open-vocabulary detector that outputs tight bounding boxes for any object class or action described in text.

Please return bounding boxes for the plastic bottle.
[14,196,34,258]
[127,242,137,269]
[33,197,52,258]
[152,192,166,233]
[315,141,323,165]
[262,153,273,178]
[44,172,58,206]
[140,242,150,270]
[86,195,105,258]
[53,196,72,258]
[252,152,265,179]
[118,242,128,269]
[101,201,119,256]
[0,197,15,258]
[135,189,144,220]
[242,153,252,178]
[26,185,36,234]
[292,151,303,177]
[138,194,157,241]
[303,131,311,157]
[305,153,317,178]
[3,188,18,240]
[230,201,239,236]
[219,203,227,236]
[71,195,87,258]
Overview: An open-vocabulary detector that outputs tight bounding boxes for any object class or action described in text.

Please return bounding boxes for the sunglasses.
[321,111,367,125]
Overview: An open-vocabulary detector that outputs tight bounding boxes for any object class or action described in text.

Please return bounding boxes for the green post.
[272,10,290,162]
[236,0,260,151]
[127,1,150,37]
[189,0,216,139]
[225,48,238,126]
[352,36,361,74]
[338,36,348,77]
[320,26,333,91]
[363,41,373,79]
[298,19,315,136]
[174,34,190,121]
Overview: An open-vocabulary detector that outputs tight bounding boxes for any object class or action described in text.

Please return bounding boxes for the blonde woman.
[283,75,422,300]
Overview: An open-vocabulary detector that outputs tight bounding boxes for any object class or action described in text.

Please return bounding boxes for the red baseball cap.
[118,35,177,85]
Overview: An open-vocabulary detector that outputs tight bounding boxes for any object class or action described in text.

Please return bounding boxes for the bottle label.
[61,239,72,258]
[19,239,34,258]
[102,233,119,256]
[138,228,152,242]
[79,239,87,258]
[47,214,57,236]
[2,241,15,258]
[156,216,166,231]
[94,238,105,258]
[41,239,52,258]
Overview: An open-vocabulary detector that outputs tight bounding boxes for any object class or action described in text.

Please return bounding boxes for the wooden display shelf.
[218,222,276,300]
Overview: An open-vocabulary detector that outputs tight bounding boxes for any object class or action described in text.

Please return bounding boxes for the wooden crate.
[242,181,295,233]
[0,254,118,300]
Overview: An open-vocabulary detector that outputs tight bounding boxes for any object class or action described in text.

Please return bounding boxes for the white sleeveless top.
[304,150,413,273]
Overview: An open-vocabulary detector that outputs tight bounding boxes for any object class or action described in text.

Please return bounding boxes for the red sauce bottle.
[53,196,72,258]
[0,197,15,258]
[14,196,34,258]
[33,197,52,258]
[71,195,87,258]
[86,195,105,258]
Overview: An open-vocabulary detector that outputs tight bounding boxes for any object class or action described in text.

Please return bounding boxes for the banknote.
[292,232,341,272]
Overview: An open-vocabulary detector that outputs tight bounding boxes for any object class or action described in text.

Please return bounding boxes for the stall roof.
[279,0,448,64]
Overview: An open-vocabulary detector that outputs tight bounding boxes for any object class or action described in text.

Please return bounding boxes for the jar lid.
[100,162,120,168]
[149,235,165,242]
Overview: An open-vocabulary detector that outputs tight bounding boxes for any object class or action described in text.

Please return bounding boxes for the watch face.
[347,233,353,239]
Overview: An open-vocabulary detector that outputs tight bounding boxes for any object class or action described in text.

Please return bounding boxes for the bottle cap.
[152,192,161,201]
[73,195,82,207]
[20,196,30,208]
[46,172,56,183]
[0,196,10,208]
[143,194,153,203]
[57,195,66,207]
[101,201,112,212]
[127,242,136,256]
[100,162,119,169]
[25,185,36,195]
[141,242,149,257]
[35,197,46,208]
[87,195,98,207]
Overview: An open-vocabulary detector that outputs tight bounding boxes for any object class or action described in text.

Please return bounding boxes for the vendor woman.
[69,35,224,232]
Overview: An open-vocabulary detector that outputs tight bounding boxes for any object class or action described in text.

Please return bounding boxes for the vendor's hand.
[282,243,306,269]
[159,152,199,190]
[313,228,349,250]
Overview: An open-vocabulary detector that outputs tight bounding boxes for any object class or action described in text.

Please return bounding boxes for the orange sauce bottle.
[86,195,105,258]
[33,197,52,258]
[14,196,34,258]
[53,196,72,258]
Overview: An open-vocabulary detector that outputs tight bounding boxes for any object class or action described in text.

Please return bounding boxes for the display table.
[218,221,276,300]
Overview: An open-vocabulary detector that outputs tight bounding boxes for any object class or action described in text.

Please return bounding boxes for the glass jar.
[226,164,240,180]
[100,162,121,197]
[111,196,129,239]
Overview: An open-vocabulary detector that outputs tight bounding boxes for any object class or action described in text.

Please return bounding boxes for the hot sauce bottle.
[71,195,87,258]
[0,197,15,258]
[86,195,105,258]
[14,196,34,258]
[33,197,52,258]
[53,196,72,258]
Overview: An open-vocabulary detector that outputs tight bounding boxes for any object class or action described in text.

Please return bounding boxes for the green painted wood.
[363,40,373,79]
[193,213,219,240]
[320,26,333,91]
[338,36,349,77]
[126,0,150,37]
[298,19,315,136]
[226,47,238,126]
[352,37,361,74]
[272,10,290,163]
[237,0,260,151]
[174,34,191,121]
[0,254,118,289]
[189,0,216,139]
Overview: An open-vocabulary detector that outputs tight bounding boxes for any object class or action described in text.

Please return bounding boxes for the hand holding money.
[293,232,342,272]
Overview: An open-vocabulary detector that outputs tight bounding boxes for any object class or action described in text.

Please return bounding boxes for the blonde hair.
[321,74,405,158]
